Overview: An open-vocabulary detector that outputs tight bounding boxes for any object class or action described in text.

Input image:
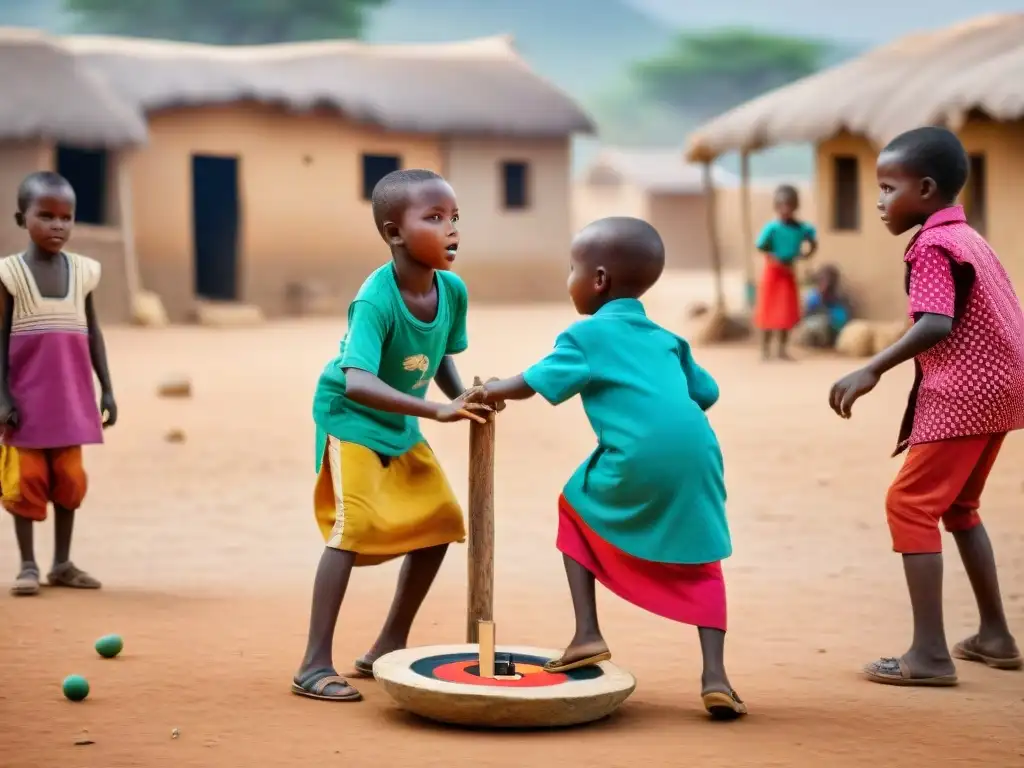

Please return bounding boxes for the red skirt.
[556,495,727,630]
[754,258,800,331]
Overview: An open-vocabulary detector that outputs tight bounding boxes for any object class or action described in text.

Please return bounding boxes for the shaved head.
[572,216,665,296]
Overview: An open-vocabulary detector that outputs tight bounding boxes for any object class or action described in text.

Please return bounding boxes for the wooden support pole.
[702,161,726,312]
[466,403,495,644]
[739,152,755,310]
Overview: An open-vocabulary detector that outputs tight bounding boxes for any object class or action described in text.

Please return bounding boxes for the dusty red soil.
[2,291,1022,766]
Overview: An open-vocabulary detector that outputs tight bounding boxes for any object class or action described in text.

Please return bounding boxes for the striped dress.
[0,252,104,449]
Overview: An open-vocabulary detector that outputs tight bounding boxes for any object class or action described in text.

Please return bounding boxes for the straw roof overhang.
[0,27,147,147]
[583,147,737,193]
[64,34,596,138]
[685,13,1024,163]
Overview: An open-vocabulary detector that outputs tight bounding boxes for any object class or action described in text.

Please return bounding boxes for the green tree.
[630,28,829,120]
[64,0,388,44]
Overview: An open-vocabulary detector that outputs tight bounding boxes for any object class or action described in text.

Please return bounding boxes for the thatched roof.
[686,13,1024,162]
[64,34,595,138]
[0,27,146,147]
[582,147,737,193]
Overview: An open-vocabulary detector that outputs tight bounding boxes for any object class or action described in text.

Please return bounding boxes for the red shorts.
[885,433,1005,554]
[0,445,88,521]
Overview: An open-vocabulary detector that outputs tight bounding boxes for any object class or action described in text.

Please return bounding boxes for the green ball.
[63,674,89,701]
[95,634,123,659]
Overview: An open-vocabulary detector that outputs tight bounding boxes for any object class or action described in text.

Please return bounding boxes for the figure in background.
[799,264,851,349]
[754,184,818,360]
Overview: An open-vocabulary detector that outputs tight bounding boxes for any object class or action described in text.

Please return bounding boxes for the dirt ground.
[1,281,1022,767]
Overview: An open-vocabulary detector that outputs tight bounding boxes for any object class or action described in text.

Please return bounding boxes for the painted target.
[411,651,603,688]
[373,644,636,729]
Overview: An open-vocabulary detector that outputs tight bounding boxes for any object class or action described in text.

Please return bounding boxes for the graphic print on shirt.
[403,354,431,389]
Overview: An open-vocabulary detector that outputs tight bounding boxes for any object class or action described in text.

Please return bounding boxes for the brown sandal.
[863,657,958,687]
[46,562,101,589]
[291,669,362,701]
[702,689,748,720]
[543,650,611,673]
[952,637,1023,671]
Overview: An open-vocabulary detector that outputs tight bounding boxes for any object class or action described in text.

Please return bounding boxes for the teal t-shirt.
[312,264,468,468]
[756,219,816,263]
[523,299,731,565]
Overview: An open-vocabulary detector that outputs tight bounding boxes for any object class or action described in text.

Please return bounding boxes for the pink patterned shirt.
[895,206,1024,454]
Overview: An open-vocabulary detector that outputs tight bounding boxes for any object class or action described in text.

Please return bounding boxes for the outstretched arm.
[345,368,446,419]
[473,375,536,405]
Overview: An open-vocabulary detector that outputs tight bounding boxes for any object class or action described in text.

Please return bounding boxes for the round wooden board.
[373,644,636,728]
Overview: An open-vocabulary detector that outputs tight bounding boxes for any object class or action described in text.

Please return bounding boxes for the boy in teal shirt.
[293,169,488,702]
[467,217,746,720]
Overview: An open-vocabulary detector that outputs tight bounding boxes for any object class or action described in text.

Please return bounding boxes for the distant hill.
[363,0,674,100]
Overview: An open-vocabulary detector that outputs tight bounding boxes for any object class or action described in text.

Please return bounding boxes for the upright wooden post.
[702,161,726,312]
[466,407,495,644]
[739,152,755,310]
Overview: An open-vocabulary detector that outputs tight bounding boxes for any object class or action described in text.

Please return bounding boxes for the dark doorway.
[191,155,240,301]
[56,145,108,225]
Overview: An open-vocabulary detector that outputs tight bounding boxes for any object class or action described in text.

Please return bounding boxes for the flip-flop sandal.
[46,562,101,589]
[352,657,375,678]
[291,668,362,702]
[952,638,1023,671]
[702,689,748,720]
[10,564,40,596]
[543,650,611,673]
[863,657,958,687]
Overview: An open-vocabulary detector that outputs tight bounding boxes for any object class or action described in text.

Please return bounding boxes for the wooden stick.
[739,152,755,310]
[466,377,495,644]
[477,620,496,678]
[702,161,726,312]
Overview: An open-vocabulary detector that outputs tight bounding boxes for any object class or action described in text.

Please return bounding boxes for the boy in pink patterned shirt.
[830,127,1024,686]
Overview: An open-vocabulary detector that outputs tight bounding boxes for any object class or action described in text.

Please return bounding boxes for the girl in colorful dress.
[1,172,116,596]
[754,184,818,360]
[830,127,1023,685]
[467,216,745,720]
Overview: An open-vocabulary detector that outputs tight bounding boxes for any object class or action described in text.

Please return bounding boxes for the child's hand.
[0,396,19,430]
[829,367,879,418]
[100,391,117,428]
[434,392,490,424]
[464,376,506,412]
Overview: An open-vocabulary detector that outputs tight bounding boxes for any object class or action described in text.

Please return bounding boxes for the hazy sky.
[625,0,1024,42]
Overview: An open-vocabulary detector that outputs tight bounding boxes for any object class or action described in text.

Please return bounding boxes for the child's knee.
[942,503,982,534]
[885,483,942,554]
[51,448,87,511]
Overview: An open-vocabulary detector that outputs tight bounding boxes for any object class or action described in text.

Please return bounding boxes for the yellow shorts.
[0,445,88,521]
[314,438,465,566]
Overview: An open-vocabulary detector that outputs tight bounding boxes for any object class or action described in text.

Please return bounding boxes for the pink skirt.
[557,495,727,630]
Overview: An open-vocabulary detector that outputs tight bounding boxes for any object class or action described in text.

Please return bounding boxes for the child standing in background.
[754,184,818,360]
[468,217,745,720]
[1,171,116,596]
